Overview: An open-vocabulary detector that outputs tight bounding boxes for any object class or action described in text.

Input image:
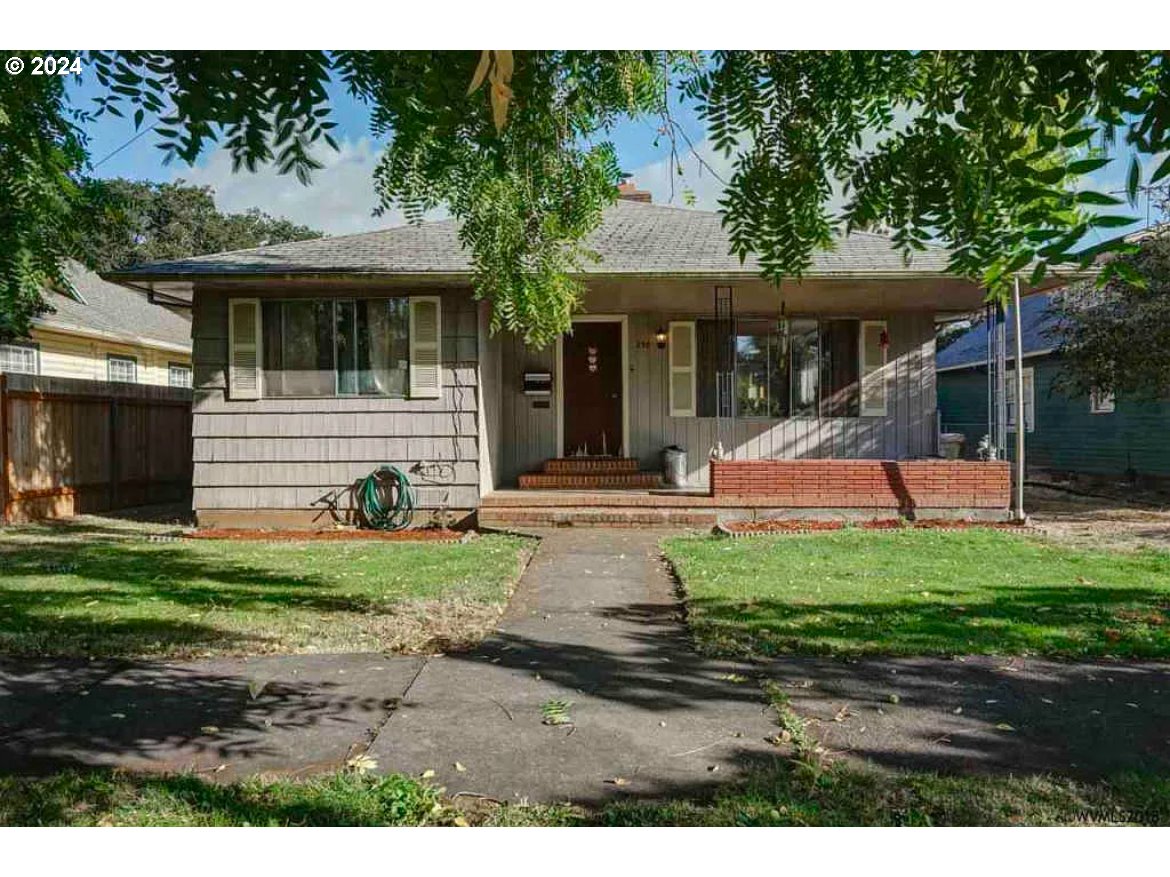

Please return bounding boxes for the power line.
[91,121,159,170]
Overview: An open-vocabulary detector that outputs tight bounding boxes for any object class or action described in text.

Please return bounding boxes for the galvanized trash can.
[939,432,965,460]
[662,445,688,488]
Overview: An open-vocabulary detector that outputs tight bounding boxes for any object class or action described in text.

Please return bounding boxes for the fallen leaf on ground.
[421,769,436,779]
[455,761,467,772]
[995,723,1016,732]
[606,777,630,786]
[200,725,220,735]
[347,754,378,774]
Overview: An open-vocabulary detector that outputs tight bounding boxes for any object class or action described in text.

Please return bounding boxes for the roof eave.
[102,267,972,285]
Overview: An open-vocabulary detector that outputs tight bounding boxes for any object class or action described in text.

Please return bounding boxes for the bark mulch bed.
[716,518,1025,537]
[184,527,470,543]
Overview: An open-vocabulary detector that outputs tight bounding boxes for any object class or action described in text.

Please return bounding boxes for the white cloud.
[627,138,734,211]
[173,136,442,236]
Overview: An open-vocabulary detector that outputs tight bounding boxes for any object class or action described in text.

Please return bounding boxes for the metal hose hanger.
[357,465,416,530]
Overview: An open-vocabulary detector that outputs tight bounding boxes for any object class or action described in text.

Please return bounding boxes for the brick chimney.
[617,177,652,203]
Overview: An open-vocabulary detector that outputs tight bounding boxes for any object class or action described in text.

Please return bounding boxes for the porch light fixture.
[655,326,667,349]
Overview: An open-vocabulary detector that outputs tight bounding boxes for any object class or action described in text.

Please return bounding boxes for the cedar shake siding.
[190,286,480,524]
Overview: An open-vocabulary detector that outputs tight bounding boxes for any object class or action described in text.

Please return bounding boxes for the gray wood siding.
[190,287,480,512]
[496,329,558,483]
[497,309,938,486]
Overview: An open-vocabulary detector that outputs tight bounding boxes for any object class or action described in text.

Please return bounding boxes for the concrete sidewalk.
[3,528,1169,805]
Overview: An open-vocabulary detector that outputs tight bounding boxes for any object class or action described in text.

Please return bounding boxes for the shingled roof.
[935,292,1059,372]
[38,261,192,351]
[106,200,954,280]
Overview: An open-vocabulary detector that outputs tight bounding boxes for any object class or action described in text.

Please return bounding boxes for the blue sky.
[69,72,719,235]
[68,68,1161,240]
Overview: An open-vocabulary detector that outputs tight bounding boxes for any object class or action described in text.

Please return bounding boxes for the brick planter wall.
[708,459,1011,509]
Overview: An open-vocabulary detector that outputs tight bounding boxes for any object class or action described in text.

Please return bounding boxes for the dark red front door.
[562,321,623,456]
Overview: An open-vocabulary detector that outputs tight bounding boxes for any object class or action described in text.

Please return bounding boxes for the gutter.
[936,347,1054,374]
[100,268,979,284]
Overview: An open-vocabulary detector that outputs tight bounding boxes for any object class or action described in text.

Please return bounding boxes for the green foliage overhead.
[0,55,87,340]
[1048,224,1170,399]
[2,50,1170,346]
[75,178,324,272]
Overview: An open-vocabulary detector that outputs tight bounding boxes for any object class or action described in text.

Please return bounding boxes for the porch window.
[260,298,410,398]
[696,317,866,418]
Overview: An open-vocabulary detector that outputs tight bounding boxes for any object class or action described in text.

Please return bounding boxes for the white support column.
[1012,275,1026,522]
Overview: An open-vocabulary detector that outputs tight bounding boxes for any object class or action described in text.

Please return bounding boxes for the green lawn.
[664,528,1170,658]
[3,766,1167,827]
[0,526,531,658]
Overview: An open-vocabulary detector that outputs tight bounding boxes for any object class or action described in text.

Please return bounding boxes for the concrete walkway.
[368,530,778,803]
[3,528,1169,804]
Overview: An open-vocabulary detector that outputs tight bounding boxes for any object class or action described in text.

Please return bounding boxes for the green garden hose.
[357,465,416,530]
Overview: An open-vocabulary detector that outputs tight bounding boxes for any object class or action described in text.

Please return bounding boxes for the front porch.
[479,458,1011,528]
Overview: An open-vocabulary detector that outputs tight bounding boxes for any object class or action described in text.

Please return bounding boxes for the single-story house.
[0,261,193,387]
[107,194,1030,528]
[937,291,1170,483]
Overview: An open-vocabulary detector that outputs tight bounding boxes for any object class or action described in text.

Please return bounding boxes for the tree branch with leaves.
[3,50,1170,347]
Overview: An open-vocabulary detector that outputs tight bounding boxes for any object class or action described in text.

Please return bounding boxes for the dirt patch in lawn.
[185,528,468,543]
[1027,486,1170,553]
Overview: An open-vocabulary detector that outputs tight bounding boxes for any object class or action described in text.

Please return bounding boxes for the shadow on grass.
[6,760,1170,826]
[685,584,1170,659]
[0,537,426,657]
[0,769,443,827]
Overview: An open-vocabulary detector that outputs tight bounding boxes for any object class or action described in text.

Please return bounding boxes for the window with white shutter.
[860,320,888,416]
[409,296,442,399]
[228,298,262,400]
[668,321,697,417]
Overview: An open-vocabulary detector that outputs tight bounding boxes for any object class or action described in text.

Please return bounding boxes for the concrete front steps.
[517,457,664,491]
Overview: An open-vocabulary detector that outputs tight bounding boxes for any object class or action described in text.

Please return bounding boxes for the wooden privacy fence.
[0,373,193,523]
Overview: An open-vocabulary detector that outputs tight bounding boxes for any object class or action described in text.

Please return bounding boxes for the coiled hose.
[357,465,415,530]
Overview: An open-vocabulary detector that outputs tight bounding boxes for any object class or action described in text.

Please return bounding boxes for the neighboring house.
[0,261,192,387]
[108,196,1029,528]
[937,291,1170,481]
